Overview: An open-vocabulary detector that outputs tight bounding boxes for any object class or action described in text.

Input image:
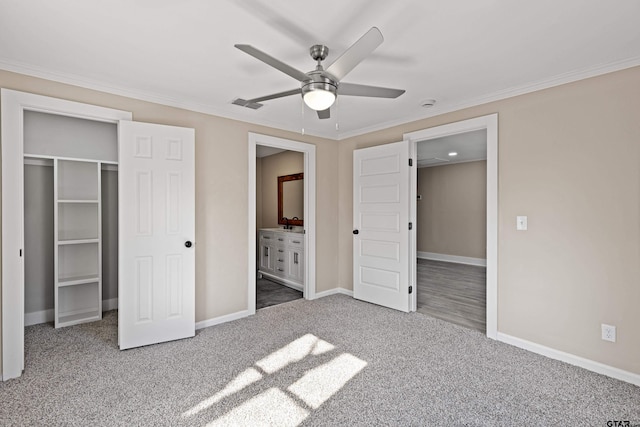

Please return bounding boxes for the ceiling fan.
[232,27,405,119]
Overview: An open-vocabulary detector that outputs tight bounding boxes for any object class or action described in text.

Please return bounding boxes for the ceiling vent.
[232,98,264,109]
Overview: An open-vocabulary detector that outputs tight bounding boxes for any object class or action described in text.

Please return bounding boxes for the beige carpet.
[0,295,638,426]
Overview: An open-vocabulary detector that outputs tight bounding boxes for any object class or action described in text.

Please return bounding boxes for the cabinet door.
[259,243,274,272]
[287,248,304,283]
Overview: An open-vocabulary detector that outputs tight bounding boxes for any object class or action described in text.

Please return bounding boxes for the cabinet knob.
[353,229,359,235]
[185,241,193,248]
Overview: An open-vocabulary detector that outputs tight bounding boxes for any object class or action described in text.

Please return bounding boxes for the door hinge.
[408,222,413,230]
[408,158,413,166]
[408,286,413,294]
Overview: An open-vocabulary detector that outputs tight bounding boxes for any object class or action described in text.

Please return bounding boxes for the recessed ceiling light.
[420,99,437,108]
[448,152,458,157]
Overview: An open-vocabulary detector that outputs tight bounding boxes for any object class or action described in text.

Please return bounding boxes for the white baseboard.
[195,309,252,330]
[103,298,118,311]
[313,288,354,299]
[259,272,303,292]
[24,309,53,326]
[24,298,119,326]
[195,288,354,330]
[417,251,486,267]
[497,332,640,387]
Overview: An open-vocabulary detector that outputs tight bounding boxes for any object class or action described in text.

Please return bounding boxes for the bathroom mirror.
[278,173,303,226]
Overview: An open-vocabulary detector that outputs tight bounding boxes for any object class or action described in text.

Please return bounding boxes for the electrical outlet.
[601,324,616,342]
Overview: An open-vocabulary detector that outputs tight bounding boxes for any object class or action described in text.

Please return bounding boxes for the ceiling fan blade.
[249,88,300,103]
[339,82,405,98]
[235,44,308,82]
[325,27,384,81]
[317,108,330,119]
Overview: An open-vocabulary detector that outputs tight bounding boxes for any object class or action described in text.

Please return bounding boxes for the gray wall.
[102,169,118,300]
[24,165,118,316]
[24,164,54,313]
[417,161,487,259]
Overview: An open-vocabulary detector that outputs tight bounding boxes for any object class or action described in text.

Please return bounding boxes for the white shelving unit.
[54,159,102,327]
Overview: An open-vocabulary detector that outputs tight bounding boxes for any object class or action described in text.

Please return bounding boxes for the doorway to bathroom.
[247,133,316,314]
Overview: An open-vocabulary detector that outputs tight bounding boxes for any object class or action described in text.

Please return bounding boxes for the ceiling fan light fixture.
[302,81,337,111]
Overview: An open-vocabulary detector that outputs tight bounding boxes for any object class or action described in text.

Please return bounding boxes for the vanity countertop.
[260,227,304,234]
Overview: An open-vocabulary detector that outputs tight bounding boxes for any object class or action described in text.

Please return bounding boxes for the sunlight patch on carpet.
[206,388,309,427]
[184,333,365,426]
[256,333,335,374]
[182,367,263,417]
[288,353,367,409]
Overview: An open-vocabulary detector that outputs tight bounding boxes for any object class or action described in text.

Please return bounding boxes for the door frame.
[404,114,498,339]
[1,89,131,380]
[247,133,316,314]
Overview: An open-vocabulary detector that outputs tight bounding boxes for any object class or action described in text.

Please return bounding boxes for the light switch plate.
[516,216,528,231]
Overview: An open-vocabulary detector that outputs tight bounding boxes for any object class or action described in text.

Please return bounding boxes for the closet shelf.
[58,238,99,245]
[58,310,101,327]
[58,199,99,204]
[57,275,99,287]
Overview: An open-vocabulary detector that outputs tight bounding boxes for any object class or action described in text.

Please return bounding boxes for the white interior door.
[353,141,411,312]
[118,121,195,350]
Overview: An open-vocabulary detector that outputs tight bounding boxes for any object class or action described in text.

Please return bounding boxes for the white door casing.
[404,113,498,339]
[1,89,131,381]
[118,121,195,350]
[353,140,411,312]
[247,133,316,314]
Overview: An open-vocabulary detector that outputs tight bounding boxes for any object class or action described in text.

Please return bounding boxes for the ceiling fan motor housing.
[301,72,337,110]
[302,72,337,93]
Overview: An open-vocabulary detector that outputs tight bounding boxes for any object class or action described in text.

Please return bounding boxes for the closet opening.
[23,110,118,331]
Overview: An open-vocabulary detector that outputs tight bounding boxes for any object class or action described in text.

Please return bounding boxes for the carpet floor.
[1,295,638,426]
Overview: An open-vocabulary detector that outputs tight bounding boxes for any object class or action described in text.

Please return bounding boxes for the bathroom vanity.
[258,229,304,291]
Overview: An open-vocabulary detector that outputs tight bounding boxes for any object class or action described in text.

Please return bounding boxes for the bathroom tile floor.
[256,277,302,309]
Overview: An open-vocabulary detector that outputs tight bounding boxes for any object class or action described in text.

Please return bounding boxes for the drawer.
[274,257,286,274]
[259,231,275,241]
[286,235,304,248]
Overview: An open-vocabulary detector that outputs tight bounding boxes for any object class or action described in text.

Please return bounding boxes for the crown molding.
[335,55,640,140]
[0,58,331,140]
[2,55,639,141]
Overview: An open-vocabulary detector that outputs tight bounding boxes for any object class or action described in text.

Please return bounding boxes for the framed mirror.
[278,172,303,226]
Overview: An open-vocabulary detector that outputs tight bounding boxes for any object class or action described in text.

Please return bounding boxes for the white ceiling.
[1,1,639,140]
[417,129,486,168]
[256,145,285,158]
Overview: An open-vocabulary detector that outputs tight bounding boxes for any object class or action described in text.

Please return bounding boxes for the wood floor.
[256,278,302,309]
[416,258,486,333]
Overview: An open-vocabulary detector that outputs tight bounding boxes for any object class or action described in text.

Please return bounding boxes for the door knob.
[353,230,359,235]
[185,241,193,248]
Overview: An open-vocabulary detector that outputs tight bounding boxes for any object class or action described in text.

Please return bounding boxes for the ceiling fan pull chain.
[301,96,305,135]
[335,98,340,131]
